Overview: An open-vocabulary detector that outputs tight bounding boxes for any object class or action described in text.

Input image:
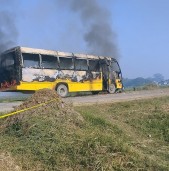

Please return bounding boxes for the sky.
[1,0,169,79]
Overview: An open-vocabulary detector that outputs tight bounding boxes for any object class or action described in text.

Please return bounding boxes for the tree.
[153,73,164,82]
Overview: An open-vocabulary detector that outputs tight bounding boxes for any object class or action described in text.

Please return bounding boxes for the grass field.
[0,96,169,170]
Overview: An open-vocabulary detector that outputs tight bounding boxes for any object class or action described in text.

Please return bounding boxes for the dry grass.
[0,152,21,171]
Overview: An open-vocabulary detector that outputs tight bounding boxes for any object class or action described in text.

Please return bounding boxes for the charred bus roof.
[1,46,117,61]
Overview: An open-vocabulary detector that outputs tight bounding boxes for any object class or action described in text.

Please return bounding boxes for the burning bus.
[0,46,123,97]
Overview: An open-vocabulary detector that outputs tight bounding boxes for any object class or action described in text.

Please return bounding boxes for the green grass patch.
[129,113,169,142]
[0,97,26,103]
[76,96,169,170]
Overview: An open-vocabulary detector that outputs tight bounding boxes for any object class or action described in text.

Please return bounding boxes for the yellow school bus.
[0,46,123,97]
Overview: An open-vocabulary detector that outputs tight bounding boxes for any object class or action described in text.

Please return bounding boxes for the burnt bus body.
[0,46,123,95]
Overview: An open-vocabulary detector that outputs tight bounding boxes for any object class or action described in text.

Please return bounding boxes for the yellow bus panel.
[13,79,103,92]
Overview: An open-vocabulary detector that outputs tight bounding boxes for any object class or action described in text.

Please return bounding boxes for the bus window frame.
[74,57,88,71]
[20,52,105,74]
[22,53,41,68]
[58,56,74,70]
[88,59,100,72]
[40,54,59,70]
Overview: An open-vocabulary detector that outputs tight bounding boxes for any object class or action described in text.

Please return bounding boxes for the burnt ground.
[1,88,169,113]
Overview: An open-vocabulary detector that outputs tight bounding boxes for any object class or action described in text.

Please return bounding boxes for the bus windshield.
[111,61,121,73]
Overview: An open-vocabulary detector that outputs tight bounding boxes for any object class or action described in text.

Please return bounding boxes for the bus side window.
[59,57,74,70]
[22,53,40,68]
[41,55,58,69]
[75,58,88,71]
[89,60,100,71]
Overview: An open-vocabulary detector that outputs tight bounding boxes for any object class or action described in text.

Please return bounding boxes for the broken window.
[111,61,121,73]
[59,57,74,70]
[22,53,40,68]
[75,58,88,71]
[41,55,58,69]
[1,52,15,67]
[89,60,100,71]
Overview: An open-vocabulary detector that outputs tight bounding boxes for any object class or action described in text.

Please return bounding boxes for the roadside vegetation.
[124,84,169,92]
[0,93,169,170]
[0,97,27,103]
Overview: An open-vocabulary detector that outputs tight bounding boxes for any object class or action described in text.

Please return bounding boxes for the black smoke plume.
[57,0,118,59]
[0,1,18,54]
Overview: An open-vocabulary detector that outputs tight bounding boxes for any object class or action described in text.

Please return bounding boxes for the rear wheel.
[56,84,68,97]
[108,83,116,94]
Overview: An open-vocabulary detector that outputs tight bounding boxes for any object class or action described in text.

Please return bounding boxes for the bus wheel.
[56,84,68,97]
[108,84,116,94]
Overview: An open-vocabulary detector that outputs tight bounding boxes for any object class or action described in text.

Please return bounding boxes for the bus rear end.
[0,48,21,91]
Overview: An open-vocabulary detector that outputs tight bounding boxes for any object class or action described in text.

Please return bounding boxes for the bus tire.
[56,84,68,97]
[108,83,116,94]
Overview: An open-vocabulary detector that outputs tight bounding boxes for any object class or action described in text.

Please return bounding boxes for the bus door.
[100,59,109,90]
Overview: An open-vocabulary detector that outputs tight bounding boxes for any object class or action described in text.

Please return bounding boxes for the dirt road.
[0,102,22,113]
[64,88,169,105]
[1,88,169,113]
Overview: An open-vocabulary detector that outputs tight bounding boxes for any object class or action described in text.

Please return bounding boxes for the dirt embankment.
[2,89,83,128]
[0,89,84,171]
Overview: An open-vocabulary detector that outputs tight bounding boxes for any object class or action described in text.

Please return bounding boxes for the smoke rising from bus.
[0,1,18,54]
[57,0,118,59]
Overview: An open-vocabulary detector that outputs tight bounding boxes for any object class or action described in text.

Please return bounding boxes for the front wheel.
[108,83,116,94]
[56,84,68,97]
